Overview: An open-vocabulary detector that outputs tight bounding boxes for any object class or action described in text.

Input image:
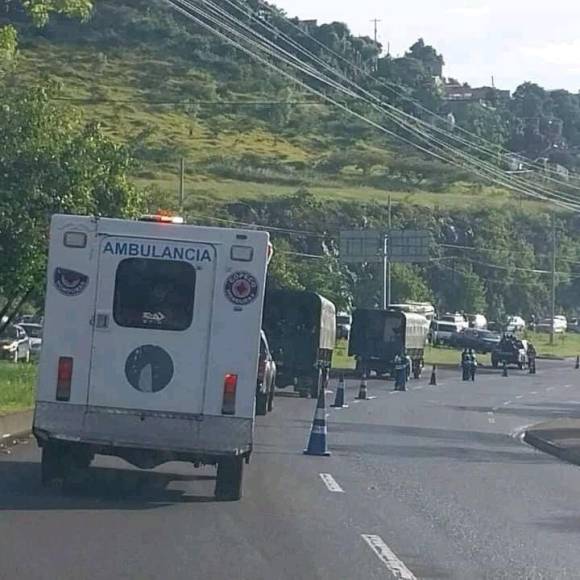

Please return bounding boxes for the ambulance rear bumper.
[33,402,253,457]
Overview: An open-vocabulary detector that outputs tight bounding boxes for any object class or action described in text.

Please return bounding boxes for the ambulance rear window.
[113,258,196,331]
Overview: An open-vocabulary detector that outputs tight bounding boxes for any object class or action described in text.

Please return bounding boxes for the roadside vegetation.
[0,362,36,413]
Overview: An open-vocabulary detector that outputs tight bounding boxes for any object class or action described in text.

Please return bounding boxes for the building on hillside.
[296,19,318,32]
[442,79,510,105]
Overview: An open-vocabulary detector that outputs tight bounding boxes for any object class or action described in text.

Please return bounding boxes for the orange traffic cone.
[304,385,331,456]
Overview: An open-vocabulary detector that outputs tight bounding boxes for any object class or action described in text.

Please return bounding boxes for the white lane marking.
[487,411,496,424]
[515,395,523,400]
[530,391,538,395]
[319,473,344,493]
[547,387,555,392]
[503,401,512,406]
[565,385,572,389]
[361,534,416,580]
[352,399,361,404]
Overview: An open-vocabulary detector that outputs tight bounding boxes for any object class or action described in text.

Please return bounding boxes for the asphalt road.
[2,360,580,579]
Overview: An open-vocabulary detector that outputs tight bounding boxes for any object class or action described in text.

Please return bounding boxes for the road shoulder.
[525,419,580,467]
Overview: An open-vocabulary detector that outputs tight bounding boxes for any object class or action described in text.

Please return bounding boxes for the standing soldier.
[394,351,407,392]
[469,349,478,382]
[528,342,537,374]
[461,348,470,381]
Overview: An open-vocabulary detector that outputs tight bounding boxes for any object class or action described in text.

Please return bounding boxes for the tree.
[0,86,143,330]
[0,0,93,55]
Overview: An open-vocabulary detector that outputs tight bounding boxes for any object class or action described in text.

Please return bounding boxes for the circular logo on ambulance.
[224,271,259,306]
[125,345,174,393]
[54,268,89,297]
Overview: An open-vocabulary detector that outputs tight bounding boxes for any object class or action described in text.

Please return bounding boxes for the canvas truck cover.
[34,215,269,456]
[262,290,336,366]
[349,309,428,359]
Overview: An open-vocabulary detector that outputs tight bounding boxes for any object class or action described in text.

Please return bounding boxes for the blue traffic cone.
[356,374,369,400]
[429,365,437,386]
[304,385,331,456]
[331,375,348,408]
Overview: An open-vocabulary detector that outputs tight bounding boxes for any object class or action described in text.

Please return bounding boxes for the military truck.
[262,290,336,398]
[349,309,429,379]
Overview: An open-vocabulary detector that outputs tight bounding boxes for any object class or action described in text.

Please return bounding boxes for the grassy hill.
[1,0,522,212]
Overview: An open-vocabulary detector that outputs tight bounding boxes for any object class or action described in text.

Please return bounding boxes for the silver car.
[19,323,43,359]
[0,324,31,363]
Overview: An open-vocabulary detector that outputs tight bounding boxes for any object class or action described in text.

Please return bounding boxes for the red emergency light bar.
[139,214,185,224]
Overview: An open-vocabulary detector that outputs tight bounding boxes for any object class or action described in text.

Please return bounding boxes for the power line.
[180,0,580,210]
[255,0,580,189]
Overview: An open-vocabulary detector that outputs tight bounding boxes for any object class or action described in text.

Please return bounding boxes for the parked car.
[569,318,580,333]
[506,316,526,333]
[537,317,567,334]
[440,313,468,332]
[256,331,277,416]
[0,324,31,363]
[450,328,501,353]
[19,323,43,359]
[466,314,488,330]
[336,312,352,340]
[430,320,459,346]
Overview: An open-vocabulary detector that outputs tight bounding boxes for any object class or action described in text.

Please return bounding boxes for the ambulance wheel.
[41,444,64,486]
[61,453,92,493]
[255,391,268,416]
[215,457,244,501]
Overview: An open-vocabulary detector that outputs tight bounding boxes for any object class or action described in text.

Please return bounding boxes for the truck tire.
[215,457,244,501]
[267,381,275,413]
[310,369,322,399]
[41,444,64,486]
[255,391,268,416]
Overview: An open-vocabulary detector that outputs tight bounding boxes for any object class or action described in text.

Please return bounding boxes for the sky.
[273,0,580,92]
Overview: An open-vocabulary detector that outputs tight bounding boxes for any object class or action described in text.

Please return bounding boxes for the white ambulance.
[33,214,270,501]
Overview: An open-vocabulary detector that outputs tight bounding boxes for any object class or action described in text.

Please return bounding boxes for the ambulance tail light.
[222,374,238,415]
[56,357,73,402]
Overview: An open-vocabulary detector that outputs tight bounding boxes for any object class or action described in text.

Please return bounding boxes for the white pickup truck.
[33,214,270,500]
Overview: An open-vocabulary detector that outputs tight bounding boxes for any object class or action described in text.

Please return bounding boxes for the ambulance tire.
[62,449,93,493]
[41,444,64,486]
[255,391,268,416]
[215,457,244,501]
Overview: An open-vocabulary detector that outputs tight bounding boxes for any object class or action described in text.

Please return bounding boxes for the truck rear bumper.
[33,402,253,457]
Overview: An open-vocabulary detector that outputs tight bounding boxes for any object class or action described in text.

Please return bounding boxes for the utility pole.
[179,157,185,215]
[370,18,381,44]
[386,194,392,309]
[550,212,557,345]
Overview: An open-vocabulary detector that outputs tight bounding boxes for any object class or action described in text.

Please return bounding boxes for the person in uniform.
[394,351,407,392]
[527,342,537,374]
[468,349,478,381]
[461,348,470,381]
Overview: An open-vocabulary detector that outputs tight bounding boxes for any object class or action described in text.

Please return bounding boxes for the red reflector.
[222,374,238,415]
[56,357,73,402]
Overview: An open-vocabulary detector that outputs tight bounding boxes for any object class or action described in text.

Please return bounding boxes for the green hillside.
[3,0,580,321]
[2,0,518,210]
